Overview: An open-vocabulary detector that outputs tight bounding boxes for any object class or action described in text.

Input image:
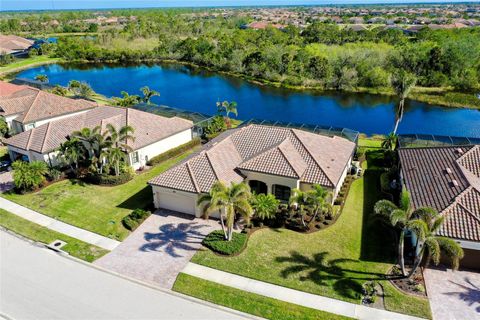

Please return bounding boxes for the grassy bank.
[173,273,352,320]
[0,209,108,262]
[0,55,62,78]
[2,151,193,241]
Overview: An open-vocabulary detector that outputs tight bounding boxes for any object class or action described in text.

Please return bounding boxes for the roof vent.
[450,179,459,187]
[445,167,452,175]
[455,148,464,155]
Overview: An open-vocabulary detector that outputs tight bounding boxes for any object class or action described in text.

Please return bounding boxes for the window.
[273,184,291,202]
[131,151,139,164]
[249,180,267,195]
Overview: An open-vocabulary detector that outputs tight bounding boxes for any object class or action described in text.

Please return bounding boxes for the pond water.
[16,62,480,137]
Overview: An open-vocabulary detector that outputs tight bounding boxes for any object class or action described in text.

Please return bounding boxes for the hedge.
[202,230,248,255]
[85,171,134,186]
[147,137,201,166]
[122,208,151,231]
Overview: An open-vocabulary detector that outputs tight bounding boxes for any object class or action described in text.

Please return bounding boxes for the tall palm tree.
[58,137,86,174]
[408,209,464,278]
[140,86,160,104]
[197,181,253,241]
[35,74,48,83]
[382,132,398,151]
[251,193,279,221]
[289,188,311,227]
[391,70,416,134]
[72,126,101,158]
[374,191,427,276]
[114,91,140,107]
[106,147,126,176]
[197,182,229,239]
[216,100,238,128]
[105,124,135,151]
[308,184,332,225]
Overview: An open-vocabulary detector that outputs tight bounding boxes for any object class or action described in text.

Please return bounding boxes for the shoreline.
[2,56,479,110]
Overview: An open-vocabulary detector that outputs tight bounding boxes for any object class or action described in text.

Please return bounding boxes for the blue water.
[16,62,480,137]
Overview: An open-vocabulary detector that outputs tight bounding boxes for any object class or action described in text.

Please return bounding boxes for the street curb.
[0,229,262,320]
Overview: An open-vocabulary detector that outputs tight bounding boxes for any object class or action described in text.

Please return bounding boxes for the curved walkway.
[182,262,426,320]
[0,197,120,250]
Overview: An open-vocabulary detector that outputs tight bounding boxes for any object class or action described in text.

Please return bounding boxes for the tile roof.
[0,85,96,124]
[0,81,26,97]
[0,35,33,55]
[4,106,193,154]
[399,146,480,242]
[149,124,355,193]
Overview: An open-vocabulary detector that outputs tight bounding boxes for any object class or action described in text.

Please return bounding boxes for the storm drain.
[47,240,67,252]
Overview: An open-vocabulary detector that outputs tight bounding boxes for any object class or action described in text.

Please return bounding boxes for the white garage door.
[157,191,197,216]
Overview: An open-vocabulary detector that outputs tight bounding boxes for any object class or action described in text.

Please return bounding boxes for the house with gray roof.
[0,81,96,134]
[149,124,356,217]
[4,106,194,170]
[399,145,480,269]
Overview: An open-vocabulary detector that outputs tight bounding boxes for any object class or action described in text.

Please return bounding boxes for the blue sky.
[0,0,476,11]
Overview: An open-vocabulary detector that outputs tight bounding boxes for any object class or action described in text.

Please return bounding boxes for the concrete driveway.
[94,209,220,289]
[424,266,480,320]
[0,170,14,193]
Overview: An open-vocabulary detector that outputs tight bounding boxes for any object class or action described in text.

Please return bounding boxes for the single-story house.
[4,106,194,170]
[0,35,34,57]
[399,145,480,270]
[0,82,96,134]
[149,124,356,217]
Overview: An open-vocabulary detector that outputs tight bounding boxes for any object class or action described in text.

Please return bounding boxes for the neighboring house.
[0,82,96,134]
[399,145,480,270]
[149,124,356,217]
[0,35,34,57]
[4,106,194,170]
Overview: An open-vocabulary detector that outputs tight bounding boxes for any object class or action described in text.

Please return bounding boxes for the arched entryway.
[249,180,268,195]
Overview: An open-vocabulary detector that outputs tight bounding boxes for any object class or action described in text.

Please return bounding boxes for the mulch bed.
[389,265,427,297]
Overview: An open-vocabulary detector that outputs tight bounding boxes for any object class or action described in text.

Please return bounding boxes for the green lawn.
[2,152,192,241]
[192,153,431,319]
[358,135,384,149]
[0,209,108,262]
[0,55,61,77]
[173,273,352,320]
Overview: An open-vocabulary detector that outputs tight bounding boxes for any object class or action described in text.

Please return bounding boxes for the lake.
[16,62,480,138]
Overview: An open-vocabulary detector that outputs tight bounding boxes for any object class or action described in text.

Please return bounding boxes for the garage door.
[157,191,197,216]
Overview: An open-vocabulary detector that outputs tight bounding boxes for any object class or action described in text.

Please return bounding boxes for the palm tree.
[289,188,311,227]
[408,209,464,278]
[68,80,81,90]
[35,74,48,83]
[72,126,101,158]
[197,181,253,241]
[114,91,140,107]
[308,184,332,225]
[216,100,238,128]
[58,137,86,174]
[374,191,427,276]
[105,124,135,151]
[391,70,416,134]
[106,147,126,176]
[140,86,160,104]
[251,193,279,221]
[197,182,229,239]
[382,132,398,151]
[77,82,94,99]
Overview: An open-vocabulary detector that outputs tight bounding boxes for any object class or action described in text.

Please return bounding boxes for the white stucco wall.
[332,154,353,199]
[2,114,21,132]
[242,170,299,198]
[128,128,192,170]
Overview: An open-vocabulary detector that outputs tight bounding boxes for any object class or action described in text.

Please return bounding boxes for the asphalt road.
[0,231,251,320]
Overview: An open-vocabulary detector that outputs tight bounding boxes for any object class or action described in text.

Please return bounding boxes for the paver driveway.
[424,266,480,320]
[94,209,219,289]
[0,171,14,193]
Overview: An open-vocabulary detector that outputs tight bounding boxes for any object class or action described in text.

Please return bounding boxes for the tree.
[197,181,253,241]
[307,184,332,225]
[289,188,311,227]
[105,123,135,151]
[374,191,429,276]
[407,208,463,278]
[216,100,238,128]
[140,86,160,104]
[68,80,81,90]
[58,137,86,175]
[0,117,9,138]
[106,147,126,176]
[51,85,68,96]
[12,161,48,191]
[391,70,416,134]
[381,132,398,151]
[114,91,140,107]
[197,182,229,239]
[76,82,94,99]
[251,193,279,221]
[34,74,48,83]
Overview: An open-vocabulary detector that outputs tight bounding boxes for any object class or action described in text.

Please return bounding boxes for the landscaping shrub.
[85,170,134,186]
[147,138,200,166]
[12,160,48,192]
[202,230,248,255]
[122,208,151,231]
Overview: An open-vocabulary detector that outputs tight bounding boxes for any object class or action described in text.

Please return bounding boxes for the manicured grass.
[2,152,193,241]
[0,55,61,77]
[0,209,108,262]
[173,273,352,320]
[358,135,384,149]
[192,162,431,318]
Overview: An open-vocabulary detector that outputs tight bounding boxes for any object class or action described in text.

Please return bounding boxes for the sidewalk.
[182,262,426,320]
[0,197,120,250]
